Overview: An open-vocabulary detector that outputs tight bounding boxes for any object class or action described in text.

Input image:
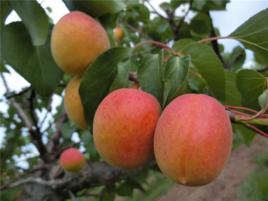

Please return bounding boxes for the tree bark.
[13,162,135,201]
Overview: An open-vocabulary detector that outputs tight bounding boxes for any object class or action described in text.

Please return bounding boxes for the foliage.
[0,0,268,200]
[238,150,268,201]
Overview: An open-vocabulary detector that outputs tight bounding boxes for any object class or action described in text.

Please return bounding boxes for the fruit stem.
[236,117,268,126]
[226,106,268,138]
[198,36,231,43]
[134,40,181,56]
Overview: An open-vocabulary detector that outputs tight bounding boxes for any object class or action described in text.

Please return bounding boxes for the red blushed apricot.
[154,94,233,186]
[93,88,161,169]
[59,148,86,172]
[51,11,110,75]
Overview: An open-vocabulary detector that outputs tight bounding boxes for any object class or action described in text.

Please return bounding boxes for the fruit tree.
[1,0,268,201]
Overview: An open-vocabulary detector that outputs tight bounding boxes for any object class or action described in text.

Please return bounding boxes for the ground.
[157,136,268,201]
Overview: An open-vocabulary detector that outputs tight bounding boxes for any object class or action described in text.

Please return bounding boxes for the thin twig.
[174,0,193,40]
[0,73,33,129]
[257,67,268,72]
[198,35,230,44]
[144,0,168,20]
[225,105,259,114]
[245,123,268,138]
[238,78,268,121]
[0,73,48,159]
[206,11,226,66]
[5,87,31,99]
[134,40,181,56]
[128,72,139,84]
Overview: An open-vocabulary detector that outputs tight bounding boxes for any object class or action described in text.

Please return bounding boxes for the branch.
[173,0,193,40]
[1,161,150,196]
[144,0,167,20]
[134,40,181,56]
[128,72,139,84]
[1,73,33,128]
[226,106,268,138]
[257,67,268,73]
[5,86,31,99]
[198,36,230,44]
[47,113,68,153]
[0,73,48,160]
[206,11,226,67]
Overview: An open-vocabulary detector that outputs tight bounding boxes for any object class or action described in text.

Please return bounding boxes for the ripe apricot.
[64,76,87,129]
[154,94,233,186]
[93,88,160,169]
[51,11,110,75]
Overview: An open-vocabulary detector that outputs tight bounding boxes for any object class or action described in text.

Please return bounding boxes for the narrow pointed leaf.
[2,22,62,96]
[11,1,49,46]
[173,39,225,100]
[80,48,131,125]
[230,8,268,65]
[138,54,163,103]
[236,69,266,109]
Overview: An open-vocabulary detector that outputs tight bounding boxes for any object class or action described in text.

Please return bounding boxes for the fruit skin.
[51,11,110,75]
[154,94,233,186]
[64,76,87,129]
[113,26,124,42]
[93,88,161,169]
[59,148,86,172]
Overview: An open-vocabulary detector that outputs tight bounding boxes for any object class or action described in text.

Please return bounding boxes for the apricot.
[59,148,86,172]
[64,76,87,129]
[154,94,233,186]
[51,11,110,75]
[93,88,161,169]
[113,26,124,42]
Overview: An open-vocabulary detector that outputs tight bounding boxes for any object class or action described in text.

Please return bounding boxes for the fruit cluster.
[53,11,233,186]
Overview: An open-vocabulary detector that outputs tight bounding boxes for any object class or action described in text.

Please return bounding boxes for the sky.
[1,0,268,167]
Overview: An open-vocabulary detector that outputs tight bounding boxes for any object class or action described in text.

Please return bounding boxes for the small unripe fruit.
[113,26,124,42]
[154,94,233,186]
[93,88,161,169]
[64,76,87,129]
[51,11,110,75]
[59,148,86,172]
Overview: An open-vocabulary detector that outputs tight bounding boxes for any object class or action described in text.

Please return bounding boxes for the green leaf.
[116,181,134,197]
[0,0,12,27]
[170,0,185,9]
[11,1,49,46]
[0,0,12,65]
[236,69,266,109]
[0,187,21,201]
[233,123,255,149]
[80,48,130,125]
[259,89,268,108]
[126,4,150,24]
[192,0,229,11]
[223,46,246,70]
[100,187,116,201]
[173,39,225,100]
[190,13,211,37]
[224,71,241,106]
[187,69,207,92]
[63,0,126,17]
[80,130,100,161]
[2,22,63,97]
[138,54,163,103]
[162,56,190,106]
[110,60,132,91]
[230,8,268,65]
[238,169,268,201]
[145,17,173,41]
